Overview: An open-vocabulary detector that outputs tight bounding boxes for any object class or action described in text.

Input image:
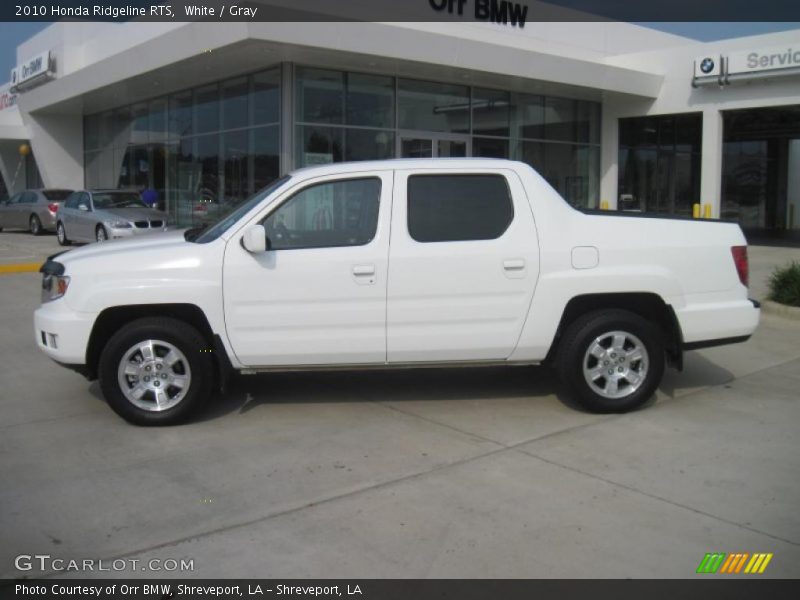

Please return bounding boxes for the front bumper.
[34,300,96,366]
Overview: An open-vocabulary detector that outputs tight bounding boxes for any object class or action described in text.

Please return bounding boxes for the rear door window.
[407,174,513,242]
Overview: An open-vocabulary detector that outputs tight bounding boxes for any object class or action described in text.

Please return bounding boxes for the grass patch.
[768,261,800,307]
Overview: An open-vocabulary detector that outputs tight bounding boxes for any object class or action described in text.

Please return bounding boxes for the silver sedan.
[0,189,73,235]
[56,190,170,245]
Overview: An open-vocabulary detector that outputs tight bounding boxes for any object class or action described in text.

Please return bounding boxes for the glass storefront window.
[132,146,150,189]
[116,147,131,188]
[222,76,249,130]
[516,140,544,173]
[345,129,395,162]
[149,98,168,143]
[545,97,577,142]
[473,88,510,137]
[513,93,544,140]
[346,73,394,129]
[398,79,469,134]
[296,68,345,125]
[169,91,193,138]
[722,106,800,231]
[473,137,509,159]
[576,101,600,145]
[84,64,603,223]
[252,125,280,192]
[86,66,282,228]
[253,70,280,125]
[618,113,701,215]
[194,84,220,134]
[131,103,149,146]
[541,142,599,208]
[223,129,249,205]
[195,134,220,204]
[296,125,344,166]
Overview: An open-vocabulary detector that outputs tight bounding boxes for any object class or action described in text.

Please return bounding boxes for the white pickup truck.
[35,159,760,425]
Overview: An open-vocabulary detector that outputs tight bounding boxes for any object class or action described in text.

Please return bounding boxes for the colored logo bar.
[696,553,773,574]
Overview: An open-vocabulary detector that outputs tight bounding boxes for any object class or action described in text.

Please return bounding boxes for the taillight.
[48,203,59,213]
[731,246,749,288]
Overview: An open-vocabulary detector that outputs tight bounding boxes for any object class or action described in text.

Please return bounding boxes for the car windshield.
[92,192,148,209]
[192,176,291,244]
[43,189,73,201]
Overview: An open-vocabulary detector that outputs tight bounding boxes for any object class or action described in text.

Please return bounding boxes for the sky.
[1,21,799,83]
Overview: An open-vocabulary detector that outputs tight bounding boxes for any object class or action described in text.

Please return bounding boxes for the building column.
[21,112,84,190]
[700,108,723,218]
[599,103,619,210]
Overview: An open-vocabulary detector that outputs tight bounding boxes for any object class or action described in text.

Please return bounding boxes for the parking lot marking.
[0,262,41,274]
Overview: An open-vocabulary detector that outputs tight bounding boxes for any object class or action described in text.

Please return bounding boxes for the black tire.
[556,309,664,413]
[30,214,43,236]
[56,221,71,246]
[96,225,108,242]
[98,317,214,425]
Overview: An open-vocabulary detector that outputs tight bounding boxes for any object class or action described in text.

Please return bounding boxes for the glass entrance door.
[399,133,470,158]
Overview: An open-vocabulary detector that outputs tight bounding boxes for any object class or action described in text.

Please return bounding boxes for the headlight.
[42,274,70,302]
[107,220,132,229]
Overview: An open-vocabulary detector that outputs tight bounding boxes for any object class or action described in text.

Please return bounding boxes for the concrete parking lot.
[1,231,799,579]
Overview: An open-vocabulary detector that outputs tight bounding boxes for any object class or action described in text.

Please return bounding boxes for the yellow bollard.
[692,204,700,219]
[600,200,609,210]
[703,204,712,219]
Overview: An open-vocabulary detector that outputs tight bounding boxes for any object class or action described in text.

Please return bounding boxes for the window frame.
[258,175,383,252]
[406,172,515,244]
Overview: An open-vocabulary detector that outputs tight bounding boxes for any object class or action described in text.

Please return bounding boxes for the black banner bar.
[1,0,799,23]
[2,580,800,600]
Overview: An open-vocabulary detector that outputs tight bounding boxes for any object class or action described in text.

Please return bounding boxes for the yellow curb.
[0,262,41,274]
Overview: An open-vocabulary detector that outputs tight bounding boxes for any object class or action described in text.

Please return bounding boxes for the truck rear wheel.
[557,309,664,413]
[98,317,213,425]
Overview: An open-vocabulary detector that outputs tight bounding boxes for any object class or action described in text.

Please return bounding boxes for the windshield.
[192,176,291,244]
[92,192,148,209]
[43,189,73,201]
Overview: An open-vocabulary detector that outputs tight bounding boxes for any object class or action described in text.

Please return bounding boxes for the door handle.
[352,265,376,276]
[503,259,526,271]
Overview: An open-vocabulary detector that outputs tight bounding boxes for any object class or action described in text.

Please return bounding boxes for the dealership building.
[0,10,798,235]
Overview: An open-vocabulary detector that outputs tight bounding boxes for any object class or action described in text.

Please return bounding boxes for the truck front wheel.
[98,317,214,425]
[557,309,664,413]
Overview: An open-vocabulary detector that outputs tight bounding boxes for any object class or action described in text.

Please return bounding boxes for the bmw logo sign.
[700,57,715,74]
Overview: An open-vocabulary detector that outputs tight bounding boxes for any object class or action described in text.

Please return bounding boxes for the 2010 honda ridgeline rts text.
[35,159,760,425]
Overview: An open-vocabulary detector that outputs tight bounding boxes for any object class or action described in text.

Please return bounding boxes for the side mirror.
[241,224,267,254]
[78,204,89,211]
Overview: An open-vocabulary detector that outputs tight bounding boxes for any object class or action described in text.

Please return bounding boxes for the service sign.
[694,55,722,79]
[727,44,800,75]
[10,51,53,91]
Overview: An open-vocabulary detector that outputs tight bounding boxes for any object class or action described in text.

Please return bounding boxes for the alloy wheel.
[582,330,649,400]
[116,339,192,412]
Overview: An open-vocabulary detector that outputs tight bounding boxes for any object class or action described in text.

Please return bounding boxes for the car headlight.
[41,259,70,303]
[107,220,132,229]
